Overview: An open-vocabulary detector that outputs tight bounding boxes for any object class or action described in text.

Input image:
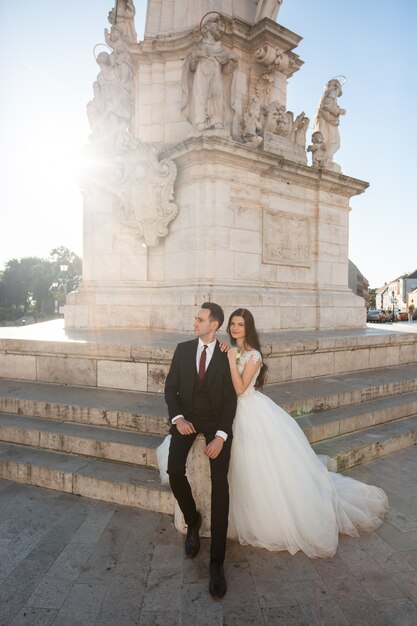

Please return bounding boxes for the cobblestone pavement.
[0,447,416,626]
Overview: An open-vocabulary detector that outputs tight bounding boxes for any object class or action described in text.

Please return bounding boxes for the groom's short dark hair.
[202,302,224,330]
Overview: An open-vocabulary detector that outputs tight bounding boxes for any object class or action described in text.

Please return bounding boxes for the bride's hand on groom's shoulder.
[219,341,231,352]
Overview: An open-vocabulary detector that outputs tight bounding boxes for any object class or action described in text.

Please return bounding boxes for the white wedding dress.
[227,350,389,558]
[157,349,389,558]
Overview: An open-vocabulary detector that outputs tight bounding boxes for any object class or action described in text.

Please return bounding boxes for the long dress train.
[227,350,388,558]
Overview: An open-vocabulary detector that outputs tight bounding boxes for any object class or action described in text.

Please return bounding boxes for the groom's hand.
[205,436,224,459]
[175,417,196,435]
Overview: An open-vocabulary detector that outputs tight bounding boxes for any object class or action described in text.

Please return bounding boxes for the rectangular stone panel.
[0,354,37,380]
[97,360,147,392]
[37,356,97,386]
[263,209,311,267]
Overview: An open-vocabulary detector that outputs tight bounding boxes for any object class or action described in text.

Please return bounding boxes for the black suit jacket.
[164,338,237,437]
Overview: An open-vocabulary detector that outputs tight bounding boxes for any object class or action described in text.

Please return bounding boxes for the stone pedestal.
[66,1,368,332]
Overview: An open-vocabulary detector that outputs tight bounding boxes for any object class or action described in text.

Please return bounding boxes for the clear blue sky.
[0,0,416,288]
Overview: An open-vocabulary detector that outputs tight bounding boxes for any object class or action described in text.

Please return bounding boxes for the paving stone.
[320,575,385,626]
[252,578,298,608]
[391,571,417,604]
[142,568,182,611]
[365,597,417,626]
[0,447,417,625]
[311,551,352,581]
[292,580,349,625]
[180,582,223,626]
[0,553,55,626]
[262,603,309,626]
[220,562,264,623]
[357,570,407,600]
[356,531,416,574]
[399,549,417,570]
[52,583,108,626]
[10,607,58,626]
[376,521,417,551]
[26,542,97,609]
[138,609,181,626]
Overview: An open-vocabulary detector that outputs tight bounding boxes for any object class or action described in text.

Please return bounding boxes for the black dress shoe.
[185,512,202,558]
[209,562,227,598]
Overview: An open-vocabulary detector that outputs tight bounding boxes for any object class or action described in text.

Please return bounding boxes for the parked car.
[366,309,387,323]
[396,311,408,321]
[382,310,394,322]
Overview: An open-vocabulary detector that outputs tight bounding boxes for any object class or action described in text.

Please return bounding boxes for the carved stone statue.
[293,112,310,149]
[88,23,135,147]
[313,78,346,163]
[87,48,134,147]
[307,131,328,168]
[254,0,283,22]
[106,0,137,44]
[266,102,293,138]
[242,95,264,147]
[181,14,237,133]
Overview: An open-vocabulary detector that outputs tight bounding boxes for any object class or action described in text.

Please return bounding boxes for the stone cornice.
[162,136,369,199]
[132,15,303,75]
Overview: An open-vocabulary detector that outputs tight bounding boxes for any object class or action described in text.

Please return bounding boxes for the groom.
[165,302,237,598]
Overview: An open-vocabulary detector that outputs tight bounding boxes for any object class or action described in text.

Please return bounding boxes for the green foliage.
[0,247,82,323]
[290,406,310,418]
[368,288,376,309]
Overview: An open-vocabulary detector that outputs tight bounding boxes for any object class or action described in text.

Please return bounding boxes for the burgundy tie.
[198,345,208,380]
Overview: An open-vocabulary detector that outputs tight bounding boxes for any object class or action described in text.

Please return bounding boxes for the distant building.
[348,260,369,306]
[375,269,417,312]
[408,287,417,309]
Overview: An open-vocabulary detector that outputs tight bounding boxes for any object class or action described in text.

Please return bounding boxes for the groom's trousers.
[167,428,232,564]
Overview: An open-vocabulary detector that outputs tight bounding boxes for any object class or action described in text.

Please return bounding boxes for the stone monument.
[66,0,368,331]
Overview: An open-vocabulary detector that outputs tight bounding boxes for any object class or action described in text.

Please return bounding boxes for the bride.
[221,308,388,558]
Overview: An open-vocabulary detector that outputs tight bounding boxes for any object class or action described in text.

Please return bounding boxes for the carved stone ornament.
[241,95,264,147]
[255,45,290,73]
[263,209,311,267]
[110,143,179,247]
[253,46,290,110]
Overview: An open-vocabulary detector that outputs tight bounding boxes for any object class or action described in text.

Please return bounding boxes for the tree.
[368,288,376,310]
[0,248,82,322]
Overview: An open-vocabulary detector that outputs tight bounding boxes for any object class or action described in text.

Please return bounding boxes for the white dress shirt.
[172,337,228,441]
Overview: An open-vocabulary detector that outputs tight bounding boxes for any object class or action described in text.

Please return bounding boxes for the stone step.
[0,379,169,436]
[0,419,416,515]
[0,441,174,514]
[3,362,417,430]
[312,415,417,471]
[267,361,417,415]
[297,388,417,443]
[2,319,417,388]
[0,413,164,468]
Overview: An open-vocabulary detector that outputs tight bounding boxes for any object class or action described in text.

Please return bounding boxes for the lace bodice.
[237,349,262,398]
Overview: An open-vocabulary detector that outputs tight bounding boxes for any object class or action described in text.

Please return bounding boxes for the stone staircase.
[0,362,416,512]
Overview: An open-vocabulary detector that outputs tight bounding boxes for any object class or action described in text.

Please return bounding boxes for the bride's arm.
[227,350,260,396]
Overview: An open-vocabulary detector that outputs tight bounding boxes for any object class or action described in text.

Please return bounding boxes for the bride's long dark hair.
[226,308,268,389]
